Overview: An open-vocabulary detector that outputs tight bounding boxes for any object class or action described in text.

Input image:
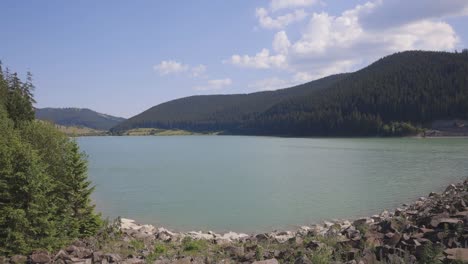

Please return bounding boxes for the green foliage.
[255,245,264,261]
[0,64,101,255]
[310,247,334,264]
[113,51,468,137]
[182,237,207,252]
[418,242,443,264]
[146,243,168,262]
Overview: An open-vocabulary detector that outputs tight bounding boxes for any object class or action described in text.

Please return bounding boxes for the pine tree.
[64,141,102,238]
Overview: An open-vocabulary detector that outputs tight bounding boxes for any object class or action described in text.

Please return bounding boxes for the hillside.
[36,107,126,131]
[112,50,468,136]
[111,74,348,133]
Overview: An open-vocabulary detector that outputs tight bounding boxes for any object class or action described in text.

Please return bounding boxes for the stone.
[122,258,145,264]
[0,257,9,264]
[444,248,468,261]
[54,250,71,261]
[30,252,51,264]
[92,251,104,263]
[255,233,269,242]
[224,246,244,258]
[10,255,27,264]
[294,255,312,264]
[252,259,279,264]
[103,253,122,263]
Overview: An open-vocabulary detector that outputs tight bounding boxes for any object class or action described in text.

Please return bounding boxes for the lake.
[77,136,468,232]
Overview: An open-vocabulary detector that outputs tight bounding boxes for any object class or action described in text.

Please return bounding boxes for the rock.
[122,258,145,264]
[217,231,249,241]
[445,184,457,193]
[444,248,468,261]
[156,227,176,241]
[30,252,51,264]
[255,233,269,242]
[252,259,279,264]
[271,231,294,243]
[187,231,214,240]
[54,250,71,261]
[103,253,122,263]
[296,226,311,236]
[10,255,27,264]
[294,255,312,264]
[0,257,9,264]
[224,246,244,258]
[434,218,463,229]
[92,251,104,263]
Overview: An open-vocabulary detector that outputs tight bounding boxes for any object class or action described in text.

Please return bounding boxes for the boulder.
[54,250,71,261]
[444,248,468,261]
[0,257,9,264]
[30,252,51,264]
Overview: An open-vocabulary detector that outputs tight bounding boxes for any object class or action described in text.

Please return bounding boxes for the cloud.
[194,78,232,91]
[153,60,189,75]
[233,0,464,86]
[154,60,207,77]
[226,48,287,69]
[272,31,291,54]
[256,8,307,29]
[270,0,319,12]
[190,64,207,77]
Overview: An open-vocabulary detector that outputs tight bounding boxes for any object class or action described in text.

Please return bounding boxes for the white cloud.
[154,61,207,78]
[256,8,307,29]
[153,60,189,75]
[273,31,291,54]
[270,0,319,12]
[227,48,287,69]
[190,64,207,77]
[232,0,464,86]
[194,78,232,91]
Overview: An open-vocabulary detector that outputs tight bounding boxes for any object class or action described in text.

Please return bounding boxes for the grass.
[121,127,219,136]
[182,237,208,253]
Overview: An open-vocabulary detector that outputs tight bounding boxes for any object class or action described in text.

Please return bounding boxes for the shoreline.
[8,177,465,263]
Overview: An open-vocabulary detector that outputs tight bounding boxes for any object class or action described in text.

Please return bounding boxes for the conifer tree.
[64,141,102,238]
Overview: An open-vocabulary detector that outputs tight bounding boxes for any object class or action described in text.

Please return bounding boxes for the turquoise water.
[77,136,468,232]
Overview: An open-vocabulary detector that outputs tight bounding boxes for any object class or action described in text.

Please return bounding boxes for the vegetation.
[0,63,101,255]
[35,107,125,131]
[112,50,468,137]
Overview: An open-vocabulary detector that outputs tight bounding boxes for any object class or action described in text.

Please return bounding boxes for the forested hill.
[111,74,349,133]
[112,50,468,136]
[36,107,125,130]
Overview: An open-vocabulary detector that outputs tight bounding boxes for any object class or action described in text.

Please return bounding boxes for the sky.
[1,0,468,118]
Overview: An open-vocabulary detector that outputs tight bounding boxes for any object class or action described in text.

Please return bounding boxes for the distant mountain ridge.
[36,107,126,131]
[111,50,468,136]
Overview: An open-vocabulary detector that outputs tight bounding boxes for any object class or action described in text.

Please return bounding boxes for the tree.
[63,141,102,238]
[0,114,59,254]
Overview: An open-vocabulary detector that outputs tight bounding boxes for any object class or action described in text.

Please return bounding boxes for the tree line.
[0,63,101,255]
[112,50,468,137]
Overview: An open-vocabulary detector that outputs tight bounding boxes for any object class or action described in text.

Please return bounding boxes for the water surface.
[77,136,468,232]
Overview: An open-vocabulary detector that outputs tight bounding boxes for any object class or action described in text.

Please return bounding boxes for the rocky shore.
[3,180,468,263]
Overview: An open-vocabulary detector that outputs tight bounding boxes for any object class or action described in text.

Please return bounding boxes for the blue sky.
[1,0,467,117]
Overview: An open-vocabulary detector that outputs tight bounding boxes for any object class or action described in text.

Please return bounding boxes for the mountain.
[36,108,126,131]
[112,50,468,136]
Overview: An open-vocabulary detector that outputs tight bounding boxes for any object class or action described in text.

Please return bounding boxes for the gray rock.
[30,252,51,264]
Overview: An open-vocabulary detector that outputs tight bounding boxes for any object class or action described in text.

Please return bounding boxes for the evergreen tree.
[64,142,102,238]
